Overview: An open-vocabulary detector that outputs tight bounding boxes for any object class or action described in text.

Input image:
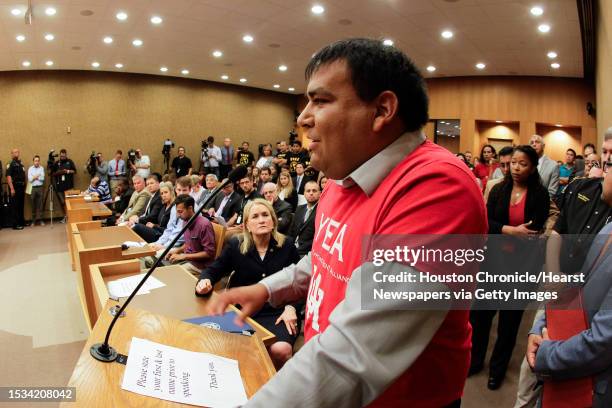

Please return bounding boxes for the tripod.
[42,181,58,226]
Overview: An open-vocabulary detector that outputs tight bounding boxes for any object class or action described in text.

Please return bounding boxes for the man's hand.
[206,283,269,326]
[526,331,545,369]
[10,188,15,197]
[145,222,154,228]
[128,215,139,224]
[168,252,186,263]
[149,243,163,251]
[195,279,213,295]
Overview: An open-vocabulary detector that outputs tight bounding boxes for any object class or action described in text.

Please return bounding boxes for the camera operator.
[171,146,192,178]
[94,152,108,182]
[200,136,221,178]
[52,149,77,211]
[6,148,26,230]
[130,148,151,179]
[108,150,127,196]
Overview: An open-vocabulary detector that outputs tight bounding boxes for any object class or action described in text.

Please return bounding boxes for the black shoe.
[487,376,503,390]
[467,364,483,377]
[13,225,24,230]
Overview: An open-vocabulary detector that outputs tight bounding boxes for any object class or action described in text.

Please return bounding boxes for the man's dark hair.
[261,167,271,175]
[498,146,514,157]
[60,148,67,154]
[479,144,497,163]
[242,141,249,146]
[207,136,214,143]
[567,148,577,157]
[291,140,302,147]
[583,142,596,153]
[150,172,162,182]
[174,194,194,209]
[33,155,40,160]
[116,149,123,155]
[305,38,429,132]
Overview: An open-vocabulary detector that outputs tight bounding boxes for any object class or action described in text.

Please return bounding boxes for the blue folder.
[183,311,254,335]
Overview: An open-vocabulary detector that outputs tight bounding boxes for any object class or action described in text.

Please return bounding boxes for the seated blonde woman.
[277,171,298,211]
[195,198,300,368]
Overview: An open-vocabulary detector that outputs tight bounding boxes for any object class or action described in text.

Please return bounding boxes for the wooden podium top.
[67,201,110,217]
[79,226,152,257]
[61,299,275,407]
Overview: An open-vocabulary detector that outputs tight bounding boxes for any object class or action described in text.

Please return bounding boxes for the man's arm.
[547,162,560,198]
[124,193,150,219]
[248,263,449,408]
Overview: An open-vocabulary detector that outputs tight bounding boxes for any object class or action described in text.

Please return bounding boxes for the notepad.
[183,312,254,335]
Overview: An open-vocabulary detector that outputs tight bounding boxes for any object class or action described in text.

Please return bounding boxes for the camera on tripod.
[86,151,97,177]
[127,149,137,164]
[162,139,174,174]
[47,150,59,173]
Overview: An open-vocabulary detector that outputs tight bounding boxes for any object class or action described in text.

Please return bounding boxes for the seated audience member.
[527,210,611,407]
[133,182,174,242]
[251,167,261,191]
[116,175,151,224]
[277,172,298,211]
[262,182,292,234]
[236,176,262,223]
[287,180,320,257]
[110,179,133,223]
[198,174,218,207]
[319,175,328,191]
[195,198,300,368]
[258,167,273,194]
[484,146,514,202]
[190,174,204,204]
[255,144,274,169]
[473,144,498,190]
[209,179,241,224]
[164,194,216,276]
[128,175,162,227]
[293,162,311,196]
[270,165,279,183]
[470,145,550,390]
[86,176,112,203]
[578,152,601,178]
[464,151,475,169]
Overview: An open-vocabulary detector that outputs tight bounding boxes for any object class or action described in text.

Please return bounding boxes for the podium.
[60,299,276,407]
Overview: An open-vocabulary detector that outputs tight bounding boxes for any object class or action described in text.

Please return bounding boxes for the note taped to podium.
[121,337,248,407]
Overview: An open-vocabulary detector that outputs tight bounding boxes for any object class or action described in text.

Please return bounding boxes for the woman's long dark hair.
[501,145,543,192]
[479,144,497,164]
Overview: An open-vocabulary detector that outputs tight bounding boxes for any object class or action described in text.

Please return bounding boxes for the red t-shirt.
[473,162,499,190]
[304,140,488,406]
[508,194,526,226]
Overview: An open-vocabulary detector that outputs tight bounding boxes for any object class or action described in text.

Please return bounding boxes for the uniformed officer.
[6,148,26,230]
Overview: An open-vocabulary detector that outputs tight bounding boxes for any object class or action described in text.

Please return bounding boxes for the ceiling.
[0,0,583,94]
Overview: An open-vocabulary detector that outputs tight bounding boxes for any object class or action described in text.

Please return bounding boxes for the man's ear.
[372,91,399,132]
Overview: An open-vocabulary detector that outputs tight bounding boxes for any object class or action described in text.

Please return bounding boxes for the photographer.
[51,149,76,210]
[200,136,221,178]
[6,148,26,230]
[130,149,151,179]
[94,153,109,182]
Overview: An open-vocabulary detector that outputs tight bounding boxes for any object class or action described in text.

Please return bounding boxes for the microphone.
[90,166,248,362]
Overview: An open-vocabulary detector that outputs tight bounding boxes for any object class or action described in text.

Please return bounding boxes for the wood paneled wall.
[0,70,297,218]
[597,0,612,145]
[296,76,596,158]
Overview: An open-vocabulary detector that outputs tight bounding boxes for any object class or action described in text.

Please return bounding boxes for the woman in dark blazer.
[470,145,550,390]
[196,198,300,369]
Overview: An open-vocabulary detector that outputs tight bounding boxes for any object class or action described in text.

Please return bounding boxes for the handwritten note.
[122,337,247,407]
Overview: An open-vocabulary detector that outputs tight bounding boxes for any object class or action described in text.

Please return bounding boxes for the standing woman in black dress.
[195,198,300,369]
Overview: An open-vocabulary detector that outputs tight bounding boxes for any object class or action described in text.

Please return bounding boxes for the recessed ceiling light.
[103,36,113,44]
[181,69,189,75]
[551,62,560,69]
[530,6,544,16]
[16,35,26,42]
[476,62,486,69]
[115,63,123,68]
[278,65,288,71]
[45,60,54,67]
[555,124,562,127]
[91,61,100,68]
[495,120,503,123]
[150,15,163,24]
[116,11,128,21]
[288,87,295,91]
[160,66,168,72]
[273,84,280,88]
[221,75,229,80]
[11,8,22,16]
[242,34,254,43]
[239,78,247,83]
[426,65,436,72]
[212,50,223,58]
[45,7,57,16]
[44,33,55,41]
[132,39,143,47]
[311,5,325,14]
[22,61,31,67]
[382,39,394,46]
[547,51,557,59]
[538,24,550,33]
[441,30,454,39]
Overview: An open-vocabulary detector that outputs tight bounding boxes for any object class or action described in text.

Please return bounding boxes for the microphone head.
[228,166,249,183]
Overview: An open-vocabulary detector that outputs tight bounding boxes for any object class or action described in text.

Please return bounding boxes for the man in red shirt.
[208,38,487,407]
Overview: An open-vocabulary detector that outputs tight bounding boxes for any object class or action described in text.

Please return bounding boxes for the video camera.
[162,139,174,156]
[86,151,97,177]
[127,149,137,164]
[47,149,59,172]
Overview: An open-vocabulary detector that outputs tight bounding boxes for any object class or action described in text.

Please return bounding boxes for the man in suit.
[262,182,292,234]
[197,173,219,208]
[116,175,151,224]
[529,134,559,199]
[128,175,162,227]
[288,180,320,257]
[209,179,241,224]
[293,162,311,195]
[527,215,612,407]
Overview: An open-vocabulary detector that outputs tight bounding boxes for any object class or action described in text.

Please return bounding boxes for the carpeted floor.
[0,223,530,407]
